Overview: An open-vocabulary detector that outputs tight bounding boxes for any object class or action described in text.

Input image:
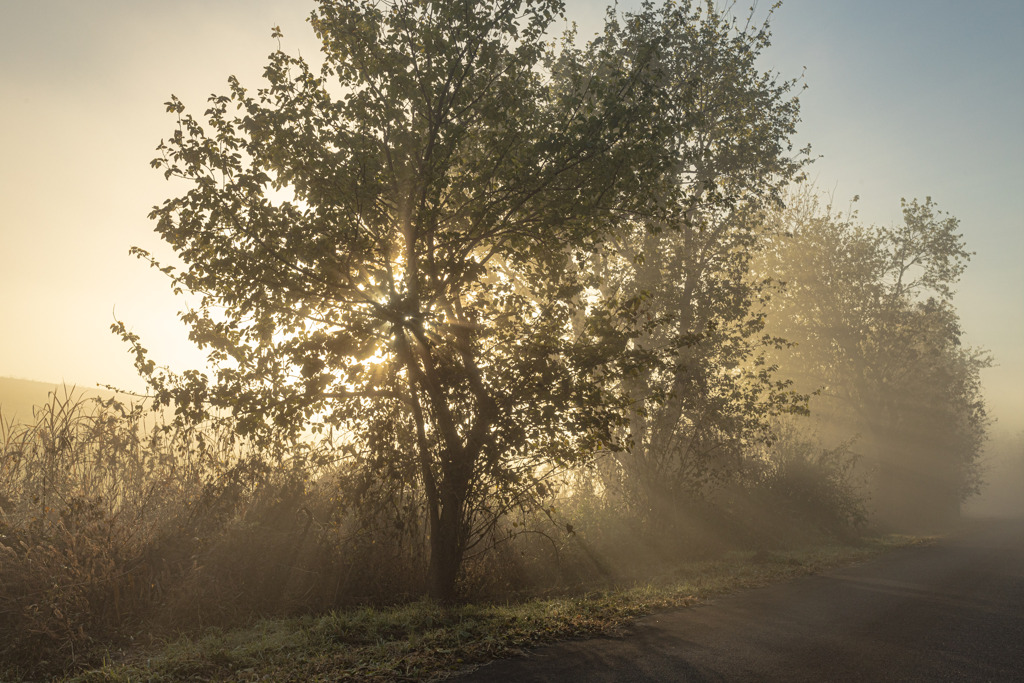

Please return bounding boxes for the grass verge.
[61,535,924,683]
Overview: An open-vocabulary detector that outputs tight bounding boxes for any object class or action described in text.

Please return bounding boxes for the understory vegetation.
[0,0,989,679]
[0,390,876,679]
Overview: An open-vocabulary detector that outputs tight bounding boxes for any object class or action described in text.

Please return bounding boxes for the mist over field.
[0,0,1021,680]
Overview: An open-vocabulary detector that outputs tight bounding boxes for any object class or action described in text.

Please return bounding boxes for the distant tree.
[763,193,989,529]
[119,0,679,601]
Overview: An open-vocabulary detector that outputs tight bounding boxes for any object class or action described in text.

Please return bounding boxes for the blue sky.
[1,0,1021,431]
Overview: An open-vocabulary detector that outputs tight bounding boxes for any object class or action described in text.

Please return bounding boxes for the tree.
[123,0,673,602]
[587,1,808,518]
[762,193,989,529]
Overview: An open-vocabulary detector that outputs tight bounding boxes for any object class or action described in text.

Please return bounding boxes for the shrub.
[756,423,868,531]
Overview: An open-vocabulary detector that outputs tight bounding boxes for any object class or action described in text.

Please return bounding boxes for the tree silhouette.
[124,0,672,601]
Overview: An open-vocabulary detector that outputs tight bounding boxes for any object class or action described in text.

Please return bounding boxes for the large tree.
[124,0,674,601]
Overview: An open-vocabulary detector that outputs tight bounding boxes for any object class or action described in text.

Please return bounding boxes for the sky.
[0,0,1021,433]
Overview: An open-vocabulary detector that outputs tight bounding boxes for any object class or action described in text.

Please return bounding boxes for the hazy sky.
[1,0,1021,431]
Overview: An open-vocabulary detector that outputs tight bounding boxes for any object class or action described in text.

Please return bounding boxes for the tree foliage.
[762,192,989,528]
[126,0,681,601]
[587,1,809,515]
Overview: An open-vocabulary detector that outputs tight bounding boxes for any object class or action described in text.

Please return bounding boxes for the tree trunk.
[427,496,464,603]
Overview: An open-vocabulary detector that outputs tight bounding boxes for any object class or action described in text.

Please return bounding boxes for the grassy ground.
[56,535,924,683]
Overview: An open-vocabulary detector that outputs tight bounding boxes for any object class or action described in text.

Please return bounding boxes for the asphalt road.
[456,518,1024,682]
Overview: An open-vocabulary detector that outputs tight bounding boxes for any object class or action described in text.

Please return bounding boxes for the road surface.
[457,518,1024,682]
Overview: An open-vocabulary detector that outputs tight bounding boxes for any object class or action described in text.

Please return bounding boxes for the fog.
[964,430,1024,519]
[1,0,1021,678]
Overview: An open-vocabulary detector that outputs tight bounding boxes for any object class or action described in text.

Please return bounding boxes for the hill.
[0,377,121,426]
